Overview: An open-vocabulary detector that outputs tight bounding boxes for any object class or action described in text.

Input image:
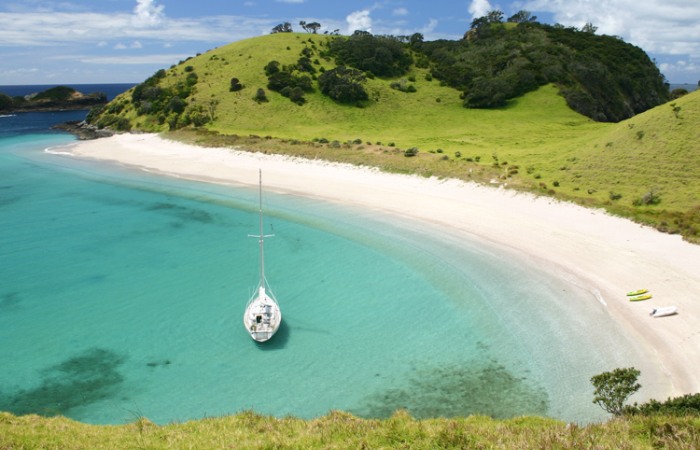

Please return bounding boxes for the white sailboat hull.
[243,286,281,342]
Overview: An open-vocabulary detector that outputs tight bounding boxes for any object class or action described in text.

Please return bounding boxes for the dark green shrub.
[633,189,661,206]
[167,96,186,114]
[318,66,368,104]
[264,61,281,76]
[230,77,244,92]
[253,88,268,103]
[280,86,306,105]
[625,393,700,416]
[404,147,419,157]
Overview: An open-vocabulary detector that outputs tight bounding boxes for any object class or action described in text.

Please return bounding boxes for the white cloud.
[422,19,439,34]
[132,0,165,27]
[347,10,372,33]
[43,52,190,66]
[393,8,409,16]
[469,0,493,18]
[660,59,700,79]
[0,11,272,47]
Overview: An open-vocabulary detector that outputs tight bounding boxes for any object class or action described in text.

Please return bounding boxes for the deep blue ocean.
[0,84,656,425]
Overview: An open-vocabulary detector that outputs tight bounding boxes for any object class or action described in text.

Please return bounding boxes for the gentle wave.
[0,114,17,118]
[44,144,76,156]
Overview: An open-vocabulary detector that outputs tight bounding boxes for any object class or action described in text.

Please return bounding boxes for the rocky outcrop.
[52,121,115,140]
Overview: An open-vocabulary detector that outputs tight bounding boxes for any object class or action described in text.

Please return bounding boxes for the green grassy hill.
[91,32,699,242]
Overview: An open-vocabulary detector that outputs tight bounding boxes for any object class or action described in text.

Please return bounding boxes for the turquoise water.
[0,128,653,425]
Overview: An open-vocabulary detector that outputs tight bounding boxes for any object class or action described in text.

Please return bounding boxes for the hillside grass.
[3,410,699,449]
[106,32,700,241]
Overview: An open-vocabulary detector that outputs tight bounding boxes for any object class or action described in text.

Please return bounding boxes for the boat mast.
[253,169,273,289]
[257,169,265,286]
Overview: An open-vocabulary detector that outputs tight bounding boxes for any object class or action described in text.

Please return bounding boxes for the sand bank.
[65,133,700,398]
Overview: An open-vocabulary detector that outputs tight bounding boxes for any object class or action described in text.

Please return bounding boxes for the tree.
[409,32,424,47]
[582,22,598,34]
[253,88,268,103]
[301,21,321,34]
[229,77,243,92]
[591,367,641,416]
[486,10,505,24]
[264,60,281,76]
[508,10,537,23]
[271,22,292,34]
[318,66,368,104]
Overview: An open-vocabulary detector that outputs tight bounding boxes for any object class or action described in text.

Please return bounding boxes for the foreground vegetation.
[4,368,700,447]
[2,410,700,449]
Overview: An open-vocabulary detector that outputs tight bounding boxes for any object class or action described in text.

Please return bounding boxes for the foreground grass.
[2,410,699,449]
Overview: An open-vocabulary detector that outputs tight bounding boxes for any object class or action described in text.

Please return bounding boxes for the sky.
[0,0,698,86]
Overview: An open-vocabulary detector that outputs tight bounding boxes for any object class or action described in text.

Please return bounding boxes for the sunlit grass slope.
[111,32,699,241]
[137,33,602,149]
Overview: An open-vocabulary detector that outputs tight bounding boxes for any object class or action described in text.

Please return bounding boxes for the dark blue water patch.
[146,202,216,225]
[0,348,126,417]
[0,292,22,311]
[0,111,88,138]
[352,360,549,420]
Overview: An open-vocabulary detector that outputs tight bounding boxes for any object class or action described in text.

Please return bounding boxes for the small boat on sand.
[650,306,677,318]
[629,294,652,301]
[626,289,648,297]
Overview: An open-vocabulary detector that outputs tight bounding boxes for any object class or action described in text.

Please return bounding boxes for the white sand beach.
[66,133,700,399]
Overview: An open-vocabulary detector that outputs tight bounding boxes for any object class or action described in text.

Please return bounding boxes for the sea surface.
[0,84,655,425]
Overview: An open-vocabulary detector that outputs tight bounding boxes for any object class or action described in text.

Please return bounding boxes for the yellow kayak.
[629,294,652,301]
[626,289,648,296]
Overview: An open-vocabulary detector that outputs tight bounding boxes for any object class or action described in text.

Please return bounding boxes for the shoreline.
[62,132,700,400]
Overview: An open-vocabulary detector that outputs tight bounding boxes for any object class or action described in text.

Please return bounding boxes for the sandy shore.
[64,133,700,399]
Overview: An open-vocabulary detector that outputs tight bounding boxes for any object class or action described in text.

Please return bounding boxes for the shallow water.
[0,125,654,425]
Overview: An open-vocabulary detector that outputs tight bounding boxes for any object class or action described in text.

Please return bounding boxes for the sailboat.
[243,170,282,342]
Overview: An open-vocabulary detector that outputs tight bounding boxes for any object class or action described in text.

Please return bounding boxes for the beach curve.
[63,132,700,400]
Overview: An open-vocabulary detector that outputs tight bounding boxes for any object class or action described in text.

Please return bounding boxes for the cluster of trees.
[416,11,668,121]
[317,66,368,104]
[328,31,413,78]
[264,60,314,105]
[271,21,338,35]
[90,64,222,131]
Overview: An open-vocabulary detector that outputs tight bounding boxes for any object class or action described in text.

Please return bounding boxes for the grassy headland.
[90,31,699,242]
